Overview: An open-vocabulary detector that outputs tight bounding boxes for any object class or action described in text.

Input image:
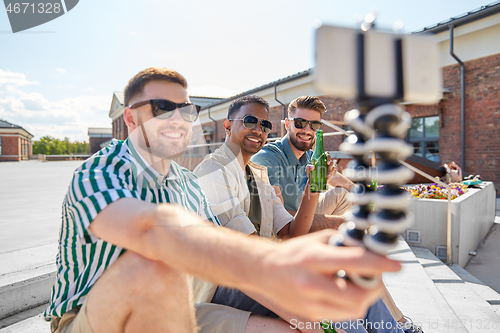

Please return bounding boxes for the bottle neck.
[314,132,324,153]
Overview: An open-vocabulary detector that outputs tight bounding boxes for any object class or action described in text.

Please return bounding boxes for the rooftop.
[187,85,241,99]
[88,127,112,135]
[0,120,21,129]
[412,0,500,34]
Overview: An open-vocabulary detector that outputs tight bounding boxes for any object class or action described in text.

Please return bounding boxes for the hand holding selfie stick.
[314,21,441,289]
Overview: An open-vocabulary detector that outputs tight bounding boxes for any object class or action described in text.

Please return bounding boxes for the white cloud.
[130,31,138,36]
[87,87,94,91]
[0,69,38,87]
[0,69,111,141]
[56,68,66,74]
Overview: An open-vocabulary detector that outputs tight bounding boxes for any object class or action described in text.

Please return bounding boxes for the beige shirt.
[194,143,292,238]
[191,144,293,304]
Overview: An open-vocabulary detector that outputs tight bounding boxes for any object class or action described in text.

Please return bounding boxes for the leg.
[363,298,403,333]
[316,186,351,216]
[85,251,196,333]
[379,285,404,323]
[211,287,278,317]
[245,316,299,333]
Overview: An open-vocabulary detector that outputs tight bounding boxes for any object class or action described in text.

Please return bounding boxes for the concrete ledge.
[0,272,55,320]
[405,182,496,267]
[412,247,500,332]
[450,264,500,313]
[383,237,468,332]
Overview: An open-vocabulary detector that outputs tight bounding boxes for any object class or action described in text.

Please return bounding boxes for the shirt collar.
[281,135,310,166]
[221,142,246,171]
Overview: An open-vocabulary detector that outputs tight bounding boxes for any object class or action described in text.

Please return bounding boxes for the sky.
[0,0,495,141]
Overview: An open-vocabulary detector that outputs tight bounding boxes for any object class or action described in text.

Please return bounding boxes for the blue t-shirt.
[251,135,312,211]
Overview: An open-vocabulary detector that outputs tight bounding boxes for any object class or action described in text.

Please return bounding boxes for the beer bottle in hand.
[310,129,328,192]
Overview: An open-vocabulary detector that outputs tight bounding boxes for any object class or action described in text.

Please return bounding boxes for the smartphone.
[314,25,442,104]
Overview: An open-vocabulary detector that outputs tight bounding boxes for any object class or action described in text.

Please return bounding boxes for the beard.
[130,122,192,164]
[289,131,315,152]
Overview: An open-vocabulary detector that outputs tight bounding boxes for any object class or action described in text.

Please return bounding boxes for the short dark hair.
[227,95,269,119]
[124,67,188,106]
[288,96,326,118]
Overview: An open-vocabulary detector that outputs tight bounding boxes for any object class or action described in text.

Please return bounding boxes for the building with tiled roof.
[0,120,34,161]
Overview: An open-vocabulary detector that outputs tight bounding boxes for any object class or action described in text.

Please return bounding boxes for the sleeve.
[66,153,138,242]
[193,177,222,227]
[251,150,282,187]
[269,184,293,235]
[194,159,257,235]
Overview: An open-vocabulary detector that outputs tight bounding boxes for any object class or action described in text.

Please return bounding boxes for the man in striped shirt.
[45,67,400,333]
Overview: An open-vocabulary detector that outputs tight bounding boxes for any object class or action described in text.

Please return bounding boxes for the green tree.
[32,136,89,155]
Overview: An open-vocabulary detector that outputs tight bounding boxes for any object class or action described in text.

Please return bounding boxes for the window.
[407,116,439,162]
[0,136,2,155]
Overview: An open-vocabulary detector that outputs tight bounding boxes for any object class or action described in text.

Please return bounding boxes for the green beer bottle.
[310,129,328,192]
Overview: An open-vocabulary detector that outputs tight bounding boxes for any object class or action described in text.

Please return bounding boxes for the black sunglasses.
[128,99,201,122]
[229,115,273,134]
[289,117,322,131]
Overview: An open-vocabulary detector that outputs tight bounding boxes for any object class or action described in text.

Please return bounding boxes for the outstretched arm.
[89,198,400,321]
[278,179,319,238]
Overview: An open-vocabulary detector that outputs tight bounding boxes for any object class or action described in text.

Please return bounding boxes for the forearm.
[90,198,274,295]
[327,172,354,191]
[147,213,276,293]
[309,214,345,232]
[288,181,320,237]
[286,208,345,233]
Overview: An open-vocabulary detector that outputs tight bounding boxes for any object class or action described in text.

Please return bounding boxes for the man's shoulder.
[194,146,237,177]
[251,141,286,166]
[171,161,195,178]
[78,139,131,172]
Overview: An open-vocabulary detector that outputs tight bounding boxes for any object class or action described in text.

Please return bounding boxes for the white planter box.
[404,182,496,267]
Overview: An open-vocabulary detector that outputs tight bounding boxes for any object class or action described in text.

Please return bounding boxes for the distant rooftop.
[187,85,241,99]
[113,91,125,105]
[0,120,22,128]
[200,69,312,109]
[88,127,112,135]
[412,0,500,34]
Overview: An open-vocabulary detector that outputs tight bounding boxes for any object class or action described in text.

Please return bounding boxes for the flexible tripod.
[328,31,416,289]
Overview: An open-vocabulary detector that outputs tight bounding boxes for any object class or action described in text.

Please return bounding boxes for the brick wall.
[403,53,500,192]
[112,116,128,140]
[0,135,20,161]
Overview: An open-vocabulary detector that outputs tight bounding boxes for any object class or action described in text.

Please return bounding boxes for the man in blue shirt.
[251,96,353,216]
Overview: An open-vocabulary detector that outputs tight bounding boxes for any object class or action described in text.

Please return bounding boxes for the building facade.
[0,120,33,162]
[108,4,500,193]
[88,128,113,155]
[195,5,500,193]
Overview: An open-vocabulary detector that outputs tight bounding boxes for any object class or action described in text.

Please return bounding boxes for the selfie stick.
[327,27,415,289]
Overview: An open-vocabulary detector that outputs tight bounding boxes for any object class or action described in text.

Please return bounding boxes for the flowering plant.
[406,183,467,200]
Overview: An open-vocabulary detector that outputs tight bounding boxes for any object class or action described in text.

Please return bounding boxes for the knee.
[117,252,188,295]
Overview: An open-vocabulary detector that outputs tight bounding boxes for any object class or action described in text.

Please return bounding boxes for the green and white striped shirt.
[44,139,220,319]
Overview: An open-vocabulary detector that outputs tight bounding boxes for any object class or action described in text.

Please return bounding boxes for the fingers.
[306,164,314,177]
[292,230,401,274]
[285,273,384,321]
[321,246,401,275]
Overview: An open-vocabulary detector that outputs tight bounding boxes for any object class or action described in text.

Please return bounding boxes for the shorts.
[50,297,94,333]
[50,298,250,333]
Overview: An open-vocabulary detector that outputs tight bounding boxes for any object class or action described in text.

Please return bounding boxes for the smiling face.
[125,80,192,161]
[286,107,322,152]
[225,102,269,160]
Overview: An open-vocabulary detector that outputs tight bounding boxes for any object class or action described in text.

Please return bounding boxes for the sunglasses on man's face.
[229,115,273,134]
[289,117,322,131]
[128,99,201,122]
